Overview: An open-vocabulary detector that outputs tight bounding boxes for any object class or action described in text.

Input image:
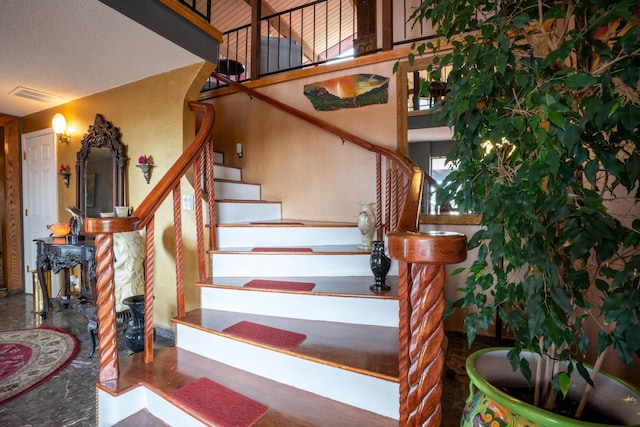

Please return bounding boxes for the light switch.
[182,194,194,210]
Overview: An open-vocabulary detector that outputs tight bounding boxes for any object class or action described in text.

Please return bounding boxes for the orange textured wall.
[206,60,398,223]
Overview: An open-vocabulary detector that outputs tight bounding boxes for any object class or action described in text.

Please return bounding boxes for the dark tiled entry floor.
[0,293,504,426]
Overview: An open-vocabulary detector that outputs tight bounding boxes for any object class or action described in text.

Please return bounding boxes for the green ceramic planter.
[461,348,640,427]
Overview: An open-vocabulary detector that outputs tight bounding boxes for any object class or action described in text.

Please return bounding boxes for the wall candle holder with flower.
[136,155,154,184]
[58,164,71,188]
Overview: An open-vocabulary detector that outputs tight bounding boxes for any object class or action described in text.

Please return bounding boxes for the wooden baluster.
[173,187,185,317]
[144,218,155,364]
[387,231,467,426]
[206,137,217,252]
[391,165,400,230]
[94,232,119,383]
[385,162,392,236]
[376,153,382,241]
[194,150,206,282]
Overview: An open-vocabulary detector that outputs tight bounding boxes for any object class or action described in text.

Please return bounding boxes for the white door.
[22,129,58,294]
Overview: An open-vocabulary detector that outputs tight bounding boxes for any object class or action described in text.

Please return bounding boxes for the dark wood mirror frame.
[76,114,127,216]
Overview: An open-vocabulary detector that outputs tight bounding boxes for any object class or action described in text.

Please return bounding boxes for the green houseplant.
[408,0,640,422]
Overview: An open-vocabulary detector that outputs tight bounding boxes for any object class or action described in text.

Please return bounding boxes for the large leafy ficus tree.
[410,0,640,414]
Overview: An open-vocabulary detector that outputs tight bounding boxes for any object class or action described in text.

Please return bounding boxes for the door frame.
[0,115,22,293]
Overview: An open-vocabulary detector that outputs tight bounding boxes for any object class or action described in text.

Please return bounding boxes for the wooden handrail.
[210,72,434,233]
[132,102,215,227]
[85,101,216,383]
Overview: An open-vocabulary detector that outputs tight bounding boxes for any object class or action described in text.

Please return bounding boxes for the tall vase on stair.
[369,240,391,291]
[357,202,376,250]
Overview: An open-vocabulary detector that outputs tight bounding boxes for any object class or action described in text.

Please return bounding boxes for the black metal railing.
[178,0,211,22]
[203,0,357,90]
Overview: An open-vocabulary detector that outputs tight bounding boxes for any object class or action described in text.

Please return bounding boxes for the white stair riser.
[213,152,224,164]
[176,325,399,419]
[217,226,362,247]
[211,253,399,277]
[217,202,281,223]
[98,388,205,427]
[214,165,241,181]
[201,288,398,327]
[215,181,261,200]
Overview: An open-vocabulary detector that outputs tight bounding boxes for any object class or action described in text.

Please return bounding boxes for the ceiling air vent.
[8,86,62,103]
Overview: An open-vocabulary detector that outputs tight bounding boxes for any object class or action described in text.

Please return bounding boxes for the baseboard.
[155,325,175,341]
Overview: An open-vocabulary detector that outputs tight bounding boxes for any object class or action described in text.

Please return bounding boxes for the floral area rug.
[0,326,79,404]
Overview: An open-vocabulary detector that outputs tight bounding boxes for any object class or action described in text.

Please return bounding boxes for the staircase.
[97,152,401,426]
[89,100,466,427]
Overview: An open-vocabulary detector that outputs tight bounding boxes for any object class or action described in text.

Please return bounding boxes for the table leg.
[36,267,50,319]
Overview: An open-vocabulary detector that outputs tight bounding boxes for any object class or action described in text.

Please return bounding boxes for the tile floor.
[0,293,504,426]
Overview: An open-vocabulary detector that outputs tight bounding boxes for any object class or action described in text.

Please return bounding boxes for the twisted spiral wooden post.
[173,187,185,317]
[84,216,140,383]
[376,153,383,241]
[194,150,206,281]
[144,218,155,364]
[94,233,118,383]
[387,230,467,426]
[206,138,217,253]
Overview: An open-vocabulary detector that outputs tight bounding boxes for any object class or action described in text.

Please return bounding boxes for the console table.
[35,236,96,319]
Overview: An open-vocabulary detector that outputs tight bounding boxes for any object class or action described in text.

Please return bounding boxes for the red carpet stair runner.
[243,279,316,292]
[171,377,268,427]
[171,321,307,425]
[223,321,307,350]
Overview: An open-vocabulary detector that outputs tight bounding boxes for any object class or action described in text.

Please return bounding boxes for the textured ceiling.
[0,0,203,117]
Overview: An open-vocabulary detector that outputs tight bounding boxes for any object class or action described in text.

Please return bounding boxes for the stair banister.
[84,101,216,382]
[209,73,468,426]
[209,72,435,234]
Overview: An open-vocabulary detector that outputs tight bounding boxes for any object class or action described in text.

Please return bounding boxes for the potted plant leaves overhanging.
[408,0,640,424]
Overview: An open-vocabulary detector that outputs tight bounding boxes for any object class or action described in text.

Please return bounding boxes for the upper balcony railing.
[174,0,443,89]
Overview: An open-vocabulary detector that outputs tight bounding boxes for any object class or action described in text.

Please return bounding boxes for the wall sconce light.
[236,142,243,158]
[52,113,71,144]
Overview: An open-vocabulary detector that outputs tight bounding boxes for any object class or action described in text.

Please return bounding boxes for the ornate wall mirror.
[76,114,127,217]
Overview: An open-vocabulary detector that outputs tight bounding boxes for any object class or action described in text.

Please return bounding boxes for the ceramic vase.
[369,240,391,291]
[123,295,146,353]
[357,202,376,250]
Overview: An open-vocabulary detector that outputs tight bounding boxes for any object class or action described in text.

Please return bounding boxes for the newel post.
[84,217,140,383]
[387,230,467,426]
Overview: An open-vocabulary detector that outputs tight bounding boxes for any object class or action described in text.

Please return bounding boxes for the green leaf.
[550,286,573,316]
[450,267,466,276]
[548,110,565,128]
[557,372,571,397]
[576,363,594,388]
[564,72,598,89]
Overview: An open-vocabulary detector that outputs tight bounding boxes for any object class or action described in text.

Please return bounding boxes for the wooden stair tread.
[218,219,357,227]
[111,409,171,427]
[216,198,280,203]
[173,308,399,381]
[99,347,397,427]
[211,244,373,254]
[199,276,399,298]
[214,177,260,185]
